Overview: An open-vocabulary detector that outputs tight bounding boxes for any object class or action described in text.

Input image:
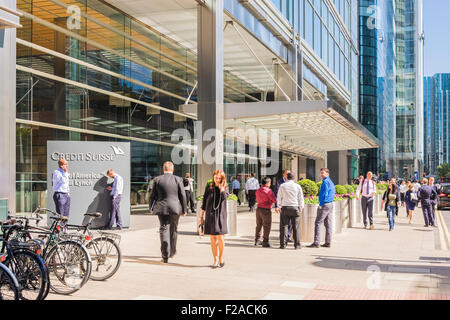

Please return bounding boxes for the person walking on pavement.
[106,169,124,230]
[275,170,293,242]
[183,173,196,214]
[355,171,377,230]
[199,170,228,268]
[381,179,401,231]
[428,177,438,225]
[399,181,407,206]
[52,158,71,225]
[245,173,259,212]
[149,161,187,263]
[231,177,241,206]
[255,177,277,248]
[307,168,335,248]
[276,172,304,249]
[404,183,418,224]
[418,178,438,228]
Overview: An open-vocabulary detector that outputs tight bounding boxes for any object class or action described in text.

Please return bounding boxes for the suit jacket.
[149,173,187,215]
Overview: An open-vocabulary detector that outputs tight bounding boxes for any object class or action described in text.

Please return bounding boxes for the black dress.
[201,185,228,235]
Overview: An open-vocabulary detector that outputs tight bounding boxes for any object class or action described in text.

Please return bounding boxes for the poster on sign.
[47,141,130,228]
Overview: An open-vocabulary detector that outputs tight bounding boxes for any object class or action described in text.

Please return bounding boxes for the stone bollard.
[226,200,238,236]
[301,204,318,242]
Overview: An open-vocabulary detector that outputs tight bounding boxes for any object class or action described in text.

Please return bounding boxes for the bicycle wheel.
[46,240,91,295]
[86,237,121,281]
[4,249,46,300]
[0,263,19,300]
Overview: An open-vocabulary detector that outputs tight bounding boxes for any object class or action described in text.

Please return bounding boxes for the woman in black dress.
[200,170,228,268]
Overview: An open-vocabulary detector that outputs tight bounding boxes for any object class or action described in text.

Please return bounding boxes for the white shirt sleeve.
[297,184,304,210]
[277,184,284,208]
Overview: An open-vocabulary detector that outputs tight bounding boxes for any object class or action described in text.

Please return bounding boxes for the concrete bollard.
[226,200,238,236]
[348,198,357,228]
[333,201,342,234]
[301,204,318,242]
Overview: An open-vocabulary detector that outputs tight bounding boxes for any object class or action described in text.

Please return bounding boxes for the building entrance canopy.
[184,100,378,159]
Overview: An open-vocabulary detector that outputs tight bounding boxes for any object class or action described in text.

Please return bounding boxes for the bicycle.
[0,238,47,300]
[66,212,122,281]
[0,255,20,300]
[4,208,92,296]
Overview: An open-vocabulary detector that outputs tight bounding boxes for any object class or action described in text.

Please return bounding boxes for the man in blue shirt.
[307,168,335,248]
[52,158,71,220]
[231,177,241,206]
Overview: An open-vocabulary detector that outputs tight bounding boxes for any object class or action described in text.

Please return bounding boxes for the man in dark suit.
[149,161,187,263]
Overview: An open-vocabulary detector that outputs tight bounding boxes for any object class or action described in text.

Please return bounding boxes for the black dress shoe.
[162,258,168,263]
[321,243,331,248]
[262,242,271,248]
[279,245,286,249]
[219,262,225,268]
[307,243,320,248]
[294,245,301,250]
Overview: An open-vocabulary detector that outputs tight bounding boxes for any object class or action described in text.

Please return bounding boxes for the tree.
[437,163,450,179]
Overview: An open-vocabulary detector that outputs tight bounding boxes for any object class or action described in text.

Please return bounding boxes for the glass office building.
[358,0,423,179]
[5,0,378,214]
[424,74,450,176]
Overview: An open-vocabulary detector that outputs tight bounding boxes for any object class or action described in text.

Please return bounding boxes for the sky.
[423,0,450,76]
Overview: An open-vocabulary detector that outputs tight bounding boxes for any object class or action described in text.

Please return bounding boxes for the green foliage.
[376,183,388,190]
[304,196,319,205]
[227,194,238,201]
[298,179,319,197]
[196,196,203,201]
[344,185,354,194]
[317,181,323,190]
[438,163,450,179]
[335,185,347,195]
[352,185,359,192]
[334,195,345,201]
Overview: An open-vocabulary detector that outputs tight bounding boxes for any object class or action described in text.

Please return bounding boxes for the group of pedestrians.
[354,173,440,231]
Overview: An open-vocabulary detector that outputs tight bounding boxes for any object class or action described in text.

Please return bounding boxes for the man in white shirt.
[245,173,260,212]
[276,172,304,249]
[106,169,124,230]
[356,171,377,229]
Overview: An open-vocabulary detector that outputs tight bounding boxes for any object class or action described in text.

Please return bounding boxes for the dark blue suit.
[418,185,437,226]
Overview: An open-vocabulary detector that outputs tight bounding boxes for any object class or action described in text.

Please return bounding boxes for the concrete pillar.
[327,151,349,185]
[0,0,18,214]
[299,157,307,179]
[197,0,224,195]
[315,158,326,183]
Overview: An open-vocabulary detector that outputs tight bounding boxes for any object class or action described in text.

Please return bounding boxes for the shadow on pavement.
[123,256,210,268]
[309,255,450,291]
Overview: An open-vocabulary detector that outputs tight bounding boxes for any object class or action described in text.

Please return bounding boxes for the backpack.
[183,178,190,187]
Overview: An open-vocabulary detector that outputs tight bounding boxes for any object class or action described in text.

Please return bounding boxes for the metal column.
[197,0,224,195]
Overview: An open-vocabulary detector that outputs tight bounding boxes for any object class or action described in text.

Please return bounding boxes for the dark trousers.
[108,195,122,228]
[53,192,70,218]
[232,189,241,205]
[361,196,374,226]
[248,190,257,210]
[255,207,272,243]
[158,214,180,259]
[280,207,300,247]
[185,190,195,212]
[421,201,435,226]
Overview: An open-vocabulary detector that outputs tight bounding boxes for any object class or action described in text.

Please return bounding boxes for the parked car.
[437,183,450,210]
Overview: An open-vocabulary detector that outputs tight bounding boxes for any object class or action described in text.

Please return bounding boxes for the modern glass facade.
[12,0,370,213]
[14,0,264,213]
[424,74,450,176]
[358,0,423,179]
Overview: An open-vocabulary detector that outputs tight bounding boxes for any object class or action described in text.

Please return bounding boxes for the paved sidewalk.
[47,206,450,300]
